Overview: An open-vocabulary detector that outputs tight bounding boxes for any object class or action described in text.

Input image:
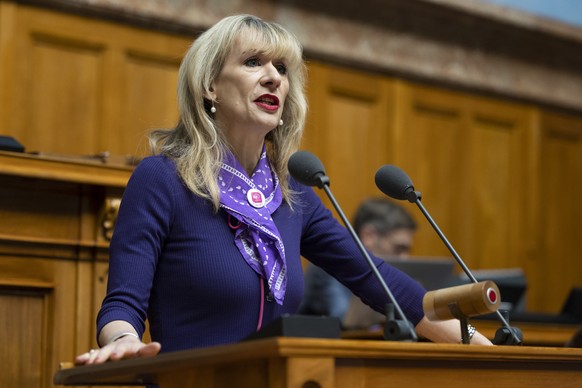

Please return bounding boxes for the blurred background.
[484,0,582,27]
[1,0,581,386]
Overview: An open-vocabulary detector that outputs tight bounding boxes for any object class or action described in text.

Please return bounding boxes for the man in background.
[298,197,417,329]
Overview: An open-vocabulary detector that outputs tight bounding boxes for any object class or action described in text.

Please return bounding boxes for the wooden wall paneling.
[0,2,27,145]
[304,62,393,219]
[394,84,470,258]
[75,184,109,356]
[100,26,189,159]
[1,4,190,158]
[0,173,79,387]
[533,112,582,312]
[0,152,133,387]
[0,258,78,388]
[113,52,179,157]
[11,6,106,155]
[0,281,52,388]
[75,260,96,359]
[302,61,327,154]
[466,97,533,271]
[394,83,536,277]
[300,61,327,271]
[49,260,82,388]
[0,176,82,246]
[520,109,543,312]
[28,36,103,155]
[0,1,18,137]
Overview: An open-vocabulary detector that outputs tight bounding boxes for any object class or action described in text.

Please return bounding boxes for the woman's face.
[211,32,289,138]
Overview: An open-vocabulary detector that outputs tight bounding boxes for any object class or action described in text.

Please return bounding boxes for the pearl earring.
[210,101,217,114]
[279,119,284,126]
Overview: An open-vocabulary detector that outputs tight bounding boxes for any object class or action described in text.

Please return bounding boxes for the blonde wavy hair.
[149,14,307,210]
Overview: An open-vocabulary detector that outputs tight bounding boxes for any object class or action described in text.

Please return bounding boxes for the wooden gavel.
[423,280,501,321]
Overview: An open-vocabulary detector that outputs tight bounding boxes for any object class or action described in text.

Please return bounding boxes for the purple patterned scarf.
[218,147,287,305]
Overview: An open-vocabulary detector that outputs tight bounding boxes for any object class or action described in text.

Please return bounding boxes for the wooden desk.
[475,319,579,347]
[343,320,579,347]
[0,151,133,388]
[54,337,582,387]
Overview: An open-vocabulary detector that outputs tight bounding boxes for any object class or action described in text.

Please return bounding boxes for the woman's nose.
[261,62,282,88]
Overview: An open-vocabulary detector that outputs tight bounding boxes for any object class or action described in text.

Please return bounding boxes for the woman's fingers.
[137,342,162,358]
[74,340,161,365]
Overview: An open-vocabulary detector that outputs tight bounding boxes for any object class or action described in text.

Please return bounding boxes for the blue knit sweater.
[97,155,426,352]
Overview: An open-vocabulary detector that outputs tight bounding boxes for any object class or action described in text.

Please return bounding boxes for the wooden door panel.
[115,52,182,158]
[0,288,48,388]
[305,62,392,220]
[396,85,468,257]
[468,102,532,270]
[535,113,582,312]
[0,255,90,387]
[24,35,103,155]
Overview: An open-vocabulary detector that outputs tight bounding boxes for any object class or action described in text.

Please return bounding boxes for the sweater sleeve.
[294,180,427,326]
[97,156,176,338]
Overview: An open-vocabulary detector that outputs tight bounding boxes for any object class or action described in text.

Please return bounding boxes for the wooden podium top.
[343,320,580,347]
[54,337,582,387]
[0,150,133,187]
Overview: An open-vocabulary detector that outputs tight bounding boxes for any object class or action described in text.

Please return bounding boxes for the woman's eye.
[275,64,288,75]
[245,57,260,67]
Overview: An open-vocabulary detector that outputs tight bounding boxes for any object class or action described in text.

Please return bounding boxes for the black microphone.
[289,151,418,341]
[287,150,330,189]
[375,164,522,345]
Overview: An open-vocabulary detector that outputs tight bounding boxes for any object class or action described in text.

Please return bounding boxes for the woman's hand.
[469,330,493,345]
[415,316,493,345]
[75,335,161,365]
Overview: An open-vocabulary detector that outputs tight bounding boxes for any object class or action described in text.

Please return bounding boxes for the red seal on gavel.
[423,280,501,321]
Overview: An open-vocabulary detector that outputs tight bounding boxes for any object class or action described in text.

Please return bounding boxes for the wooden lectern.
[55,337,582,387]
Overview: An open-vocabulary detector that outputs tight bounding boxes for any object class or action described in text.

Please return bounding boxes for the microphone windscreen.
[375,165,415,200]
[423,281,501,321]
[288,150,326,187]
